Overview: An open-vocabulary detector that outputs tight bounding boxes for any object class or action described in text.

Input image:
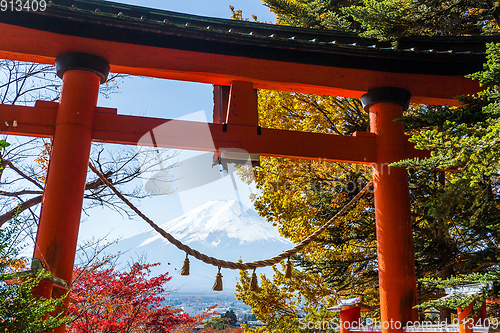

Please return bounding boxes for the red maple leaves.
[67,262,193,333]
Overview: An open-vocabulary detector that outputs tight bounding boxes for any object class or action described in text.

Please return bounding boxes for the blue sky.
[118,0,277,23]
[96,0,276,120]
[78,0,277,241]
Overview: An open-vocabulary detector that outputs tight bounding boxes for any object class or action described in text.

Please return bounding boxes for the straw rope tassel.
[250,269,259,291]
[213,267,223,291]
[181,253,190,276]
[285,257,292,279]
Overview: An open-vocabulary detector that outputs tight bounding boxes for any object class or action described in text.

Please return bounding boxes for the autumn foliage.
[67,262,193,333]
[33,140,51,184]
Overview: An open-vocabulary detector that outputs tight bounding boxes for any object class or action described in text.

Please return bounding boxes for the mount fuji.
[108,200,293,293]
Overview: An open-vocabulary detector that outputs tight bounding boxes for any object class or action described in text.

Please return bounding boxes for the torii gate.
[0,0,497,332]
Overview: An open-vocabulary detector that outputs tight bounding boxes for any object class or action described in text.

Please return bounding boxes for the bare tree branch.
[0,190,43,196]
[0,195,43,227]
[0,170,120,227]
[5,160,44,190]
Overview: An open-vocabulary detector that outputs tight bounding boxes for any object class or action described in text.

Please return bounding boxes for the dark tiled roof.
[1,0,500,75]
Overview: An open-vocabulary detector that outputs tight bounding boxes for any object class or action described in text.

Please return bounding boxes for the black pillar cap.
[361,87,411,112]
[55,53,110,84]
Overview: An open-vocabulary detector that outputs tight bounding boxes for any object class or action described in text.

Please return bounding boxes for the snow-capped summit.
[138,199,287,247]
[109,200,293,292]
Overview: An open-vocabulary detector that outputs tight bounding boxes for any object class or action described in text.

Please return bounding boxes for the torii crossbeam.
[0,1,498,332]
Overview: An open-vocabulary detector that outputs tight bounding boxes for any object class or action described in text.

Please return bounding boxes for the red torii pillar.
[32,53,109,332]
[362,88,418,332]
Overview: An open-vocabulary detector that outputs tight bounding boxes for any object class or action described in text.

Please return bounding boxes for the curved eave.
[0,0,497,105]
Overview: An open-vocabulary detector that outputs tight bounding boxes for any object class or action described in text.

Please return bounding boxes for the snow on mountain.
[138,199,287,246]
[108,200,293,293]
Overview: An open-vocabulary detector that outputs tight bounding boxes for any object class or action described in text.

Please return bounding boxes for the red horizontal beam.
[0,103,56,138]
[0,102,428,164]
[91,113,378,163]
[0,23,479,106]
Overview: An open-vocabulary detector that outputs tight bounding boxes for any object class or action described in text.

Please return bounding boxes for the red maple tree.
[67,262,193,333]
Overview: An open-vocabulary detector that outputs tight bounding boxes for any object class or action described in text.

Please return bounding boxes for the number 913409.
[1,0,47,11]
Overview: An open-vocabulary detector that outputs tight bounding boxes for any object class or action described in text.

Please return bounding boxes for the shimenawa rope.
[89,163,372,270]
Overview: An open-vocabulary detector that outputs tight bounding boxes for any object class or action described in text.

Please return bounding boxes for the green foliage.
[395,43,500,183]
[0,221,69,332]
[409,171,500,283]
[0,271,70,333]
[415,272,500,314]
[0,140,8,172]
[390,43,500,316]
[261,0,500,42]
[205,316,230,330]
[261,0,361,30]
[343,0,499,42]
[420,272,499,290]
[222,310,238,326]
[342,0,411,40]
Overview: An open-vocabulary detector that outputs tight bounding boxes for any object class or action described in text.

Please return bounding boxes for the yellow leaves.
[238,88,378,328]
[254,90,372,251]
[0,257,27,273]
[229,6,243,21]
[34,140,52,184]
[252,154,373,259]
[258,90,368,136]
[236,262,339,330]
[229,6,259,22]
